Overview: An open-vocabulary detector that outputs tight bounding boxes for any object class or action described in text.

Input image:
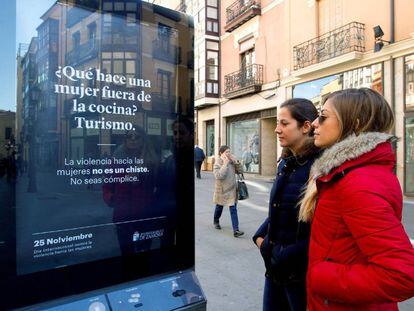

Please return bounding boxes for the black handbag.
[237,173,249,200]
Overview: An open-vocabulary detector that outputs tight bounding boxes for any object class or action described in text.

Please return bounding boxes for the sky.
[0,0,55,112]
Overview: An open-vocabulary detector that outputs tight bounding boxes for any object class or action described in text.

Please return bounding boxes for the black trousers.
[195,161,203,178]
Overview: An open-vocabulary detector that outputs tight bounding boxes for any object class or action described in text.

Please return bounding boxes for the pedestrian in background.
[300,88,414,310]
[242,147,253,172]
[253,98,319,311]
[194,145,205,179]
[213,145,244,237]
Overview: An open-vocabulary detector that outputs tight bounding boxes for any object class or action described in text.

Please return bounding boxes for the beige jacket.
[213,157,242,206]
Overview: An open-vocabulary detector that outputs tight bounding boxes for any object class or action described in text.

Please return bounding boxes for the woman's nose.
[312,118,319,128]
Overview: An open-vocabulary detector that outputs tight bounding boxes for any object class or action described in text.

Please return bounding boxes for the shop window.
[405,55,414,111]
[227,119,260,173]
[206,121,215,157]
[293,63,383,107]
[405,116,414,195]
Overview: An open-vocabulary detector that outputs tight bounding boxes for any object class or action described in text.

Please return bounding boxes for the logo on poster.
[132,230,164,242]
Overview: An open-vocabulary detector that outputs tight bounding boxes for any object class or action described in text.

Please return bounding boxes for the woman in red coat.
[300,88,414,310]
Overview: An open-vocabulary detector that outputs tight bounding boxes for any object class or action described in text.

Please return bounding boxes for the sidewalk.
[194,171,414,311]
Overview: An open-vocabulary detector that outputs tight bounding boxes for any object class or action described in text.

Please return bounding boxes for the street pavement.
[194,171,414,311]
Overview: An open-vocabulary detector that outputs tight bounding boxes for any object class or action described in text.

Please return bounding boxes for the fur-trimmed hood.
[310,132,395,178]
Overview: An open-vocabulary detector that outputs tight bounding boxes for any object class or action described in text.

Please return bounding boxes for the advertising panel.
[0,1,194,309]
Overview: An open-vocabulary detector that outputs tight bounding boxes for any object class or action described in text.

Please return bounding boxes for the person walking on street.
[300,88,414,310]
[253,99,319,311]
[194,145,205,179]
[242,147,253,172]
[213,145,244,237]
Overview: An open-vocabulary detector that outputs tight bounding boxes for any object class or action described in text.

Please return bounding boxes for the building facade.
[155,0,414,198]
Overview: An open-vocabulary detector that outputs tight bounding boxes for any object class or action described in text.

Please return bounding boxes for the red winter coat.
[307,133,414,310]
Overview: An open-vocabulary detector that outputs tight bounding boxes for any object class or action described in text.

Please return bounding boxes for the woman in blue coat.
[253,98,319,311]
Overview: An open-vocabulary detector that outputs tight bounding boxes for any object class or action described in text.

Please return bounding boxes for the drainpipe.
[390,0,395,135]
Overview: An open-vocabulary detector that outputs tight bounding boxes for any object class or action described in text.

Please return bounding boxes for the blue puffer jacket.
[253,140,319,284]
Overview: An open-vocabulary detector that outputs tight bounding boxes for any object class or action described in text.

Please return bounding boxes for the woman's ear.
[302,120,312,134]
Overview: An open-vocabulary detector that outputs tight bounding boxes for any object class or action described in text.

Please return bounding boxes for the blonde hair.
[298,88,394,222]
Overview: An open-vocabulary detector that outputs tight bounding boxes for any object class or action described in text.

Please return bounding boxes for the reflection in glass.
[406,117,414,195]
[228,119,260,173]
[293,63,383,107]
[13,1,193,276]
[406,55,414,111]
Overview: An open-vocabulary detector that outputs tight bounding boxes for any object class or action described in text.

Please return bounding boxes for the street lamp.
[373,25,390,52]
[27,86,40,193]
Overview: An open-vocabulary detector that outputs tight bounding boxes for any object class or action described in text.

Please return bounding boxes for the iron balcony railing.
[224,64,263,98]
[66,40,99,66]
[152,40,181,65]
[293,22,365,70]
[225,0,261,32]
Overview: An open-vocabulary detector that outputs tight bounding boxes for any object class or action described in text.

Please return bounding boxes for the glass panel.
[207,0,218,7]
[114,2,125,11]
[207,66,218,80]
[228,119,260,173]
[214,83,219,94]
[293,63,383,107]
[206,123,215,156]
[405,55,414,111]
[4,2,195,308]
[406,117,414,194]
[206,41,219,50]
[207,51,218,66]
[206,7,217,19]
[126,60,135,74]
[213,22,218,33]
[113,60,123,73]
[126,2,137,11]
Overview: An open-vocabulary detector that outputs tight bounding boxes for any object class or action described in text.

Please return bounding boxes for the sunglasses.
[317,114,327,124]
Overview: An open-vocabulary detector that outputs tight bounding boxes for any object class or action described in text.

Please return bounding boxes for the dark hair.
[322,88,394,140]
[280,98,318,134]
[173,118,194,135]
[218,145,230,155]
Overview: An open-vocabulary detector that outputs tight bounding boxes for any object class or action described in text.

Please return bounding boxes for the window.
[72,31,80,50]
[5,127,12,140]
[293,63,383,107]
[206,121,215,157]
[206,0,218,35]
[405,116,414,195]
[157,70,171,98]
[406,55,414,111]
[241,49,255,68]
[227,119,260,173]
[101,52,137,86]
[158,23,172,52]
[88,22,97,43]
[205,40,219,97]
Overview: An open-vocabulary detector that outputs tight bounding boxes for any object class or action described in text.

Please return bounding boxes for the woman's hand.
[221,154,230,165]
[228,153,237,163]
[256,237,264,249]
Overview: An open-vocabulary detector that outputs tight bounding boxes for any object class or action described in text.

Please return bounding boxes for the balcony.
[152,40,181,65]
[293,22,365,71]
[66,40,99,66]
[224,64,263,99]
[225,0,261,33]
